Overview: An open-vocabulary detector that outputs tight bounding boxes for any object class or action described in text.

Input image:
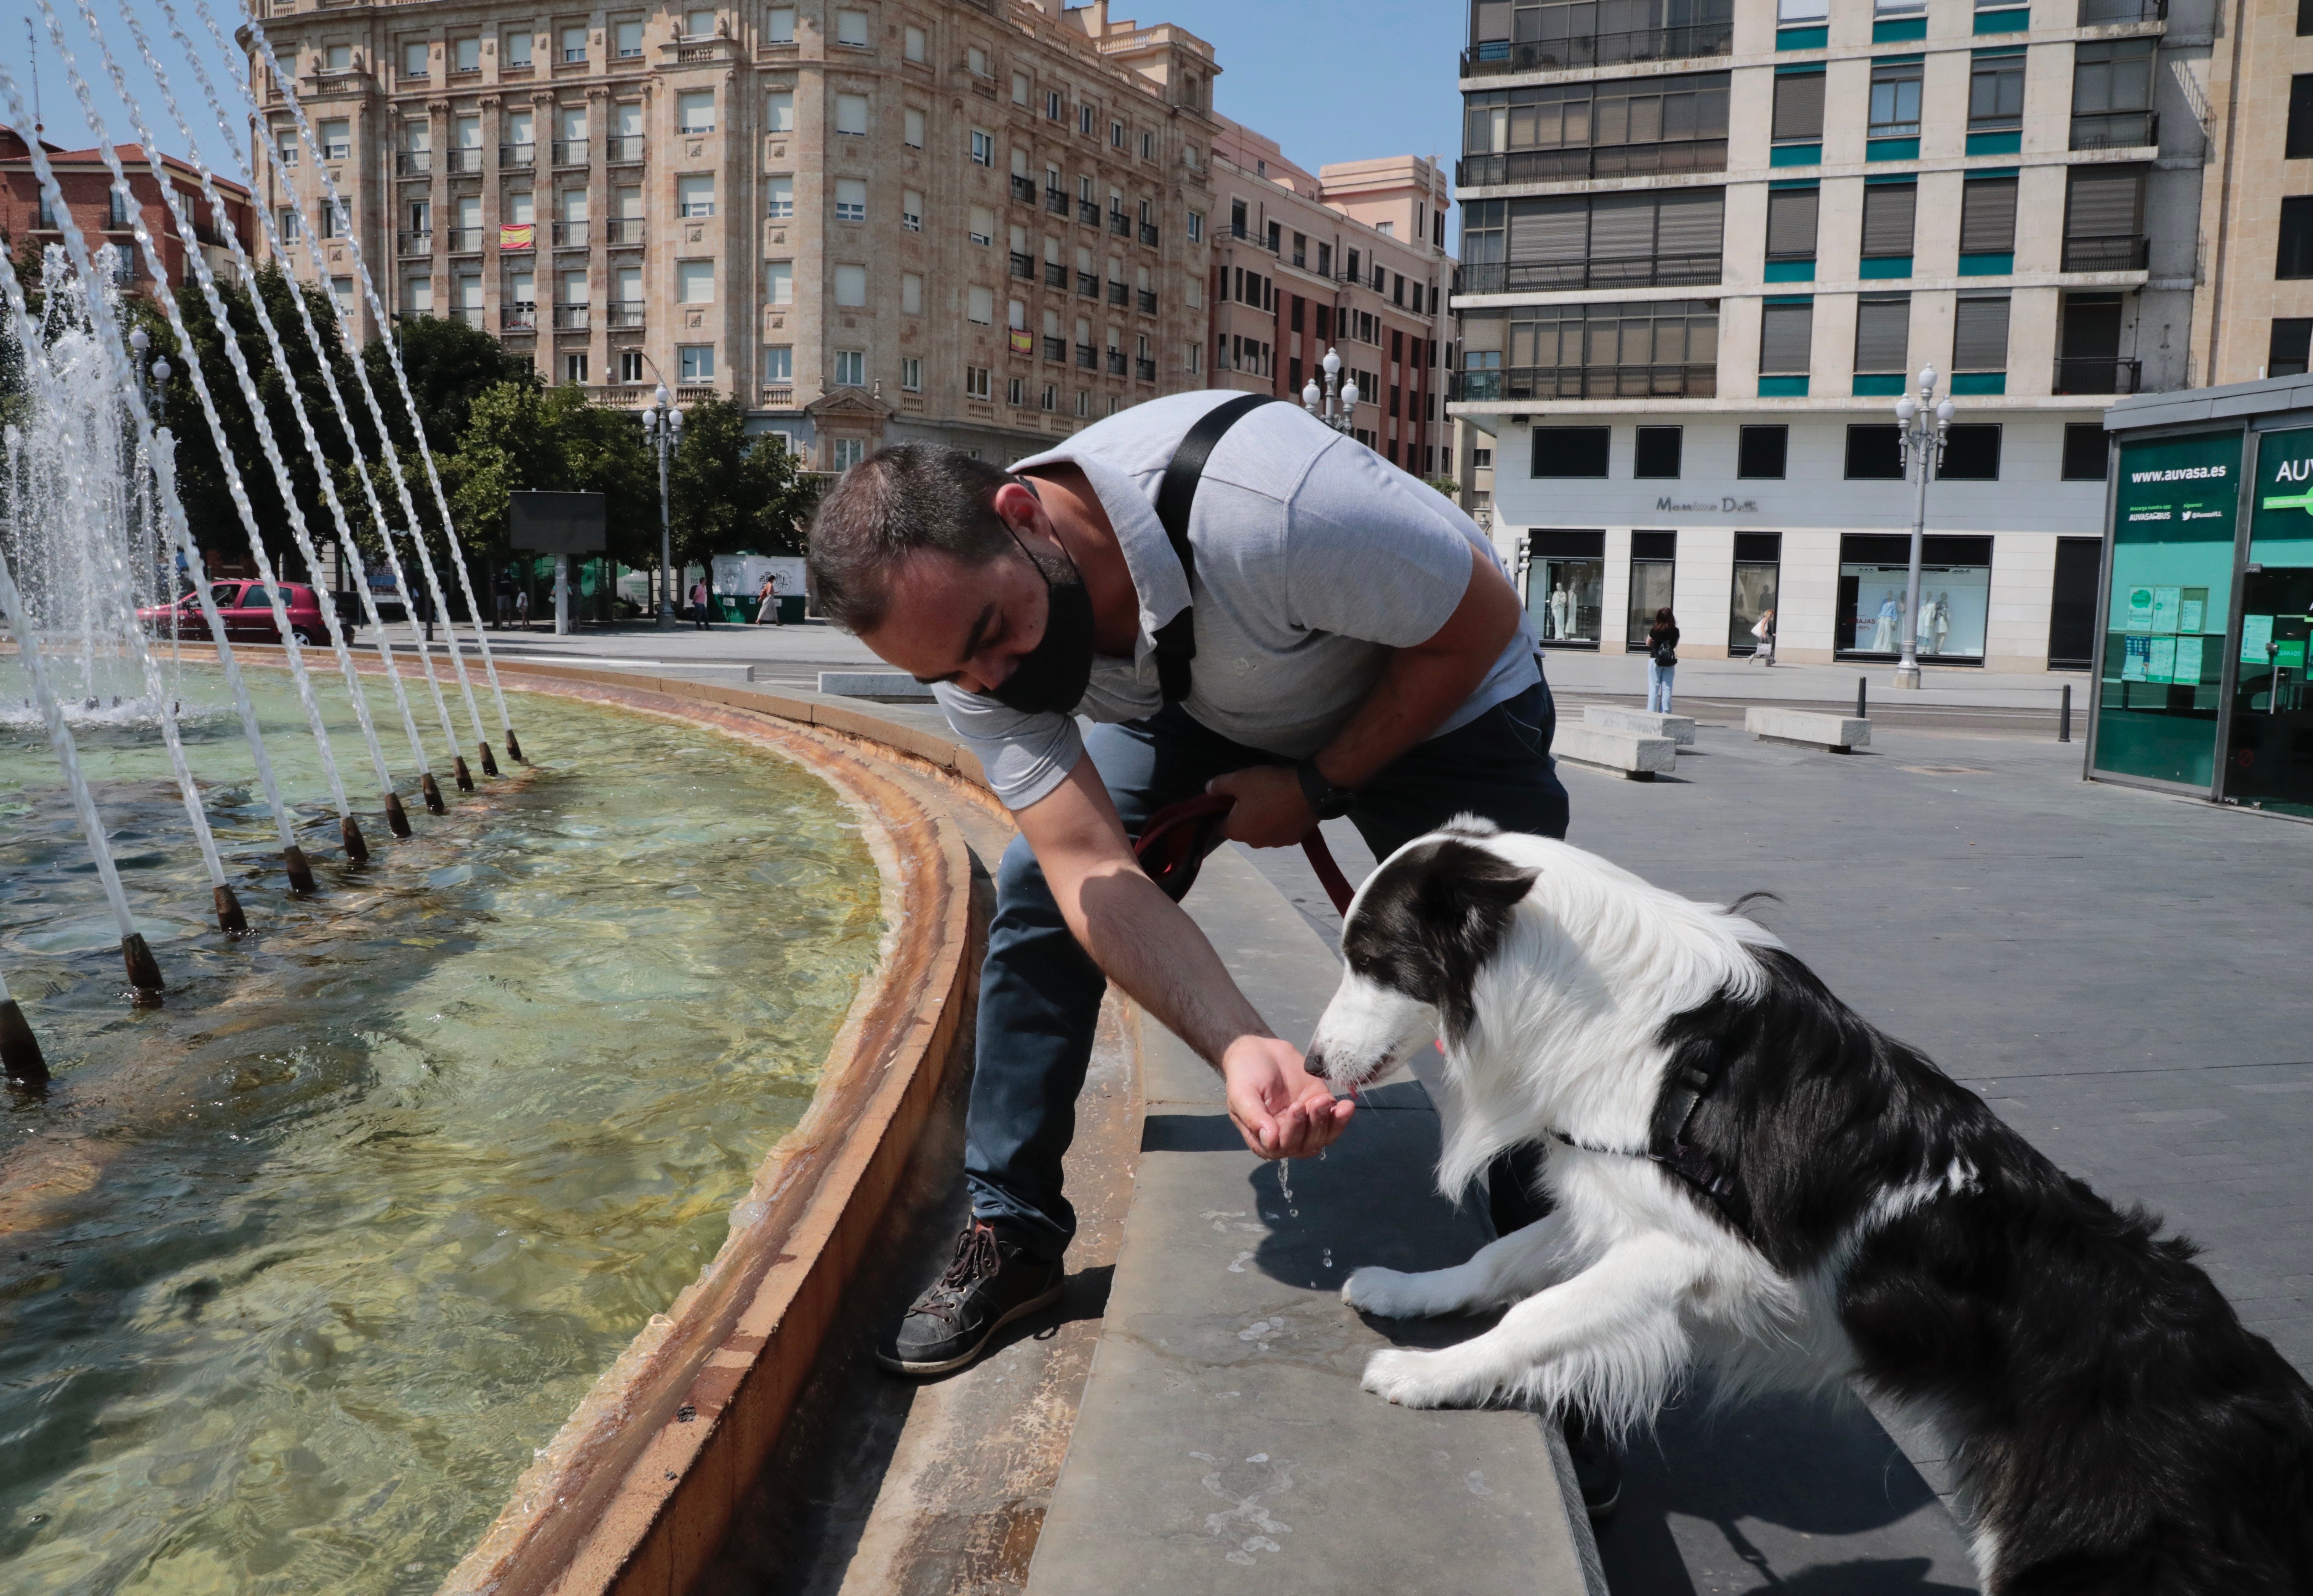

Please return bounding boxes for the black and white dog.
[1307,819,2313,1595]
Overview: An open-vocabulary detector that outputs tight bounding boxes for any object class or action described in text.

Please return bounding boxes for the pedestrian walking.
[690,578,711,629]
[756,572,783,626]
[516,587,531,630]
[1751,606,1776,666]
[1646,606,1679,712]
[495,584,513,629]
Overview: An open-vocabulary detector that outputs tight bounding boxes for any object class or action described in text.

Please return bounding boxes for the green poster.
[2242,613,2275,663]
[2253,428,2313,568]
[2282,639,2308,670]
[2151,586,2182,632]
[2123,587,2155,632]
[2174,634,2206,685]
[2180,589,2208,634]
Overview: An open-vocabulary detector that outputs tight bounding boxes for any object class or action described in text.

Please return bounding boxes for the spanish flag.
[499,222,536,250]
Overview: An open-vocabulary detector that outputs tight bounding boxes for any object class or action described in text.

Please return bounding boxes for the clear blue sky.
[17,1,1467,198]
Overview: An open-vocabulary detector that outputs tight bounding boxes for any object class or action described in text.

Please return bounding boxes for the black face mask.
[989,530,1096,716]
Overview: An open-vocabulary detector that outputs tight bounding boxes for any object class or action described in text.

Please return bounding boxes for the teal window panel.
[1764,259,1817,282]
[1873,17,1928,40]
[1776,24,1828,48]
[1853,372,1906,396]
[1859,254,1913,279]
[1951,371,2007,394]
[1764,294,1815,305]
[1973,7,2029,30]
[1771,142,1823,167]
[1958,251,2014,275]
[1760,375,1810,396]
[1966,130,2022,155]
[1867,136,1920,161]
[1972,165,2019,178]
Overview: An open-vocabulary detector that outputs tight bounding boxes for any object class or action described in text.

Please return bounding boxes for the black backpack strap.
[1150,393,1281,703]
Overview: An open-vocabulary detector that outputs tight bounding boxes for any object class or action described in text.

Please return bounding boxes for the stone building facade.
[1206,118,1457,475]
[1450,0,2210,672]
[246,0,1220,467]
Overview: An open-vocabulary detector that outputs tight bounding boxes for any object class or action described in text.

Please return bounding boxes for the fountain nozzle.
[384,792,414,836]
[341,816,370,864]
[0,999,47,1086]
[214,884,248,935]
[120,933,165,1006]
[452,756,474,793]
[479,742,500,778]
[420,773,446,814]
[505,728,525,763]
[283,846,317,895]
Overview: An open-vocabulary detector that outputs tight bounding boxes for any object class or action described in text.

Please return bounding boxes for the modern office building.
[247,0,1220,467]
[1449,0,2204,671]
[1207,118,1457,474]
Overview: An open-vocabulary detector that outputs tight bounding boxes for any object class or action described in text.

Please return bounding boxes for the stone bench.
[1746,706,1871,752]
[815,670,935,701]
[1582,704,1697,747]
[1554,722,1678,781]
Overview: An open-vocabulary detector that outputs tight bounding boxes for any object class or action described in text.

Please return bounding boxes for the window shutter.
[1853,296,1911,372]
[1507,197,1587,264]
[1654,188,1724,260]
[1860,184,1916,257]
[1952,295,2011,370]
[1587,192,1657,264]
[2065,167,2142,239]
[1772,72,1825,141]
[1765,188,1819,259]
[1759,302,1813,374]
[1959,177,2017,254]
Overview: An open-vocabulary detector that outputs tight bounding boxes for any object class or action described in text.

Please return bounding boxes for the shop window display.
[1729,531,1781,654]
[1528,528,1605,647]
[1836,533,1992,660]
[1626,530,1677,647]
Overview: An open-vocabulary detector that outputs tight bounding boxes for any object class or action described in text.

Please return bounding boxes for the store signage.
[2113,433,2238,532]
[2250,427,2313,565]
[1654,495,1761,513]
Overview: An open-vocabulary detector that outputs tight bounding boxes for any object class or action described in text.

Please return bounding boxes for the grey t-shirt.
[934,391,1541,810]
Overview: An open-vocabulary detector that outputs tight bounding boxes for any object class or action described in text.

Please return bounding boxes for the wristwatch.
[1295,757,1357,821]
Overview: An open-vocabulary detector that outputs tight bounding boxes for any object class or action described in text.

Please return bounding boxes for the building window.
[616,20,643,57]
[1854,294,1911,376]
[678,175,715,218]
[453,36,481,72]
[620,349,646,383]
[2289,76,2313,160]
[1625,531,1678,649]
[1940,424,2002,481]
[1079,102,1095,135]
[677,344,715,381]
[835,178,867,223]
[765,260,794,305]
[676,260,714,304]
[2060,422,2111,480]
[833,263,868,305]
[1765,186,1818,263]
[967,45,989,76]
[1861,181,1916,263]
[1007,375,1025,406]
[2071,39,2155,149]
[1527,528,1605,647]
[1042,383,1058,409]
[903,189,923,231]
[1839,533,1991,658]
[1186,210,1203,243]
[1730,532,1781,656]
[970,204,994,245]
[1633,426,1683,479]
[765,90,796,133]
[401,42,429,79]
[2283,198,2313,280]
[1141,129,1155,160]
[835,8,869,46]
[1772,69,1824,143]
[766,6,796,43]
[1844,424,1905,480]
[764,345,794,383]
[1868,60,1922,139]
[901,356,922,390]
[2066,166,2146,271]
[1046,88,1063,121]
[833,349,865,386]
[1014,71,1031,105]
[677,91,714,134]
[1461,72,1730,181]
[967,285,994,323]
[831,438,865,472]
[1530,427,1610,479]
[840,94,872,137]
[965,365,992,399]
[565,351,588,384]
[904,25,926,61]
[1970,51,2025,130]
[320,118,351,161]
[1953,293,2011,374]
[1738,425,1788,479]
[1960,175,2018,257]
[766,175,794,219]
[971,128,995,166]
[1759,300,1813,376]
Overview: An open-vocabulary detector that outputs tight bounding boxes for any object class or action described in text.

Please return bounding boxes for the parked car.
[139,581,351,646]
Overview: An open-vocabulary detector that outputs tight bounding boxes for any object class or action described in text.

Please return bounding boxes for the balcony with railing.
[397,230,433,256]
[1044,335,1068,362]
[1044,259,1067,288]
[395,149,431,176]
[1460,20,1734,76]
[1046,187,1070,215]
[1136,357,1156,382]
[1077,270,1099,296]
[1011,250,1035,278]
[1139,222,1159,247]
[444,148,481,174]
[552,304,590,329]
[2078,0,2164,20]
[553,221,589,247]
[1137,289,1157,315]
[1077,342,1098,369]
[1457,140,1727,186]
[1010,174,1037,203]
[2070,111,2157,150]
[447,306,484,326]
[501,305,538,331]
[1451,363,1718,401]
[551,139,589,167]
[2053,357,2142,394]
[500,142,536,167]
[2061,233,2150,272]
[445,227,482,253]
[604,217,645,245]
[760,384,795,408]
[604,134,645,163]
[1105,348,1127,376]
[1078,198,1101,226]
[607,302,646,327]
[1108,210,1130,236]
[1454,254,1723,295]
[1107,279,1129,306]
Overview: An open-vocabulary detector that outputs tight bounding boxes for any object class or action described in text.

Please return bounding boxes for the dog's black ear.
[1410,841,1538,1041]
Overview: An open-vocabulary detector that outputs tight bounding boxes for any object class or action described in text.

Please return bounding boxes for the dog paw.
[1361,1347,1465,1408]
[1342,1266,1415,1315]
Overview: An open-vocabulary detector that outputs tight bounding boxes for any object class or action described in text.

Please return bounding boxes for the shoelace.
[914,1222,1005,1328]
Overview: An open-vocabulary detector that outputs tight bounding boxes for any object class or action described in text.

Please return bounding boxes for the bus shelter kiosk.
[2092,376,2313,818]
[510,491,607,637]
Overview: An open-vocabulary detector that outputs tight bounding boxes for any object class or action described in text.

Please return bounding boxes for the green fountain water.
[0,670,883,1594]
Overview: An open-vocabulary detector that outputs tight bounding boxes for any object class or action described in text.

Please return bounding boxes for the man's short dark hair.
[807,444,1017,632]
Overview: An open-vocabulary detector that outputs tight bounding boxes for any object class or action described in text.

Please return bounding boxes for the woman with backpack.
[1646,606,1679,712]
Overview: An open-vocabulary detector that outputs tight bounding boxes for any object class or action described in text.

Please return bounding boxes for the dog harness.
[1546,1055,1755,1244]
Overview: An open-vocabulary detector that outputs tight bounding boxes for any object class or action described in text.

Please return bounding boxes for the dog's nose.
[1302,1048,1327,1079]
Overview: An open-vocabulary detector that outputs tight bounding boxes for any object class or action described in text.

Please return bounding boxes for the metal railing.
[553,221,589,246]
[1011,251,1035,278]
[444,228,482,252]
[1451,364,1718,400]
[1137,289,1157,315]
[446,306,484,326]
[604,217,645,244]
[1044,335,1068,362]
[1459,21,1734,76]
[552,304,589,329]
[444,148,481,174]
[1077,270,1099,296]
[551,139,589,166]
[2052,356,2141,393]
[1109,210,1130,236]
[606,302,646,327]
[2077,0,2164,20]
[500,142,536,167]
[604,135,645,162]
[1454,254,1723,294]
[395,149,430,175]
[1044,260,1067,288]
[1011,174,1037,203]
[1105,348,1127,375]
[1456,140,1728,186]
[1136,357,1156,382]
[2061,233,2150,271]
[1107,280,1129,306]
[2070,111,2157,150]
[1139,222,1160,246]
[501,306,537,330]
[1077,342,1098,369]
[397,230,433,255]
[1046,187,1070,215]
[1078,198,1101,226]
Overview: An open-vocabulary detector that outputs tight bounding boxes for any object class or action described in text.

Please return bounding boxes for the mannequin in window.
[1872,590,1901,652]
[1549,582,1569,641]
[1930,590,1952,655]
[1914,593,1940,656]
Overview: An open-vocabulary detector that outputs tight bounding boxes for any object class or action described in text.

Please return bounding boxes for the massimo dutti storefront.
[2093,377,2313,818]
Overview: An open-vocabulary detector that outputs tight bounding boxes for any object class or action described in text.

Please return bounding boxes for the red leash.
[1132,792,1356,916]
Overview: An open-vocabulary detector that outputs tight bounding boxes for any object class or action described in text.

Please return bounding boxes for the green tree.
[665,396,819,571]
[440,380,656,574]
[367,313,536,455]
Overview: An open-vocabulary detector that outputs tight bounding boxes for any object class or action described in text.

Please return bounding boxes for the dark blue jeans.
[966,680,1571,1260]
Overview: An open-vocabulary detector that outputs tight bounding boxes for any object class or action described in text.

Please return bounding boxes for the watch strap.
[1296,757,1356,821]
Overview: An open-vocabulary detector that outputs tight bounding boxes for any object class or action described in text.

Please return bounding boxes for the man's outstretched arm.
[1012,756,1354,1160]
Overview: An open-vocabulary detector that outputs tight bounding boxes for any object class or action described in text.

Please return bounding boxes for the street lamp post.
[1891,364,1955,690]
[1300,346,1360,436]
[128,327,177,625]
[641,384,684,629]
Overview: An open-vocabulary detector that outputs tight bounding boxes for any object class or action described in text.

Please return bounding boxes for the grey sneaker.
[876,1219,1065,1376]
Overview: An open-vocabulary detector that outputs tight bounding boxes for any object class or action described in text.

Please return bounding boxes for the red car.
[140,581,352,646]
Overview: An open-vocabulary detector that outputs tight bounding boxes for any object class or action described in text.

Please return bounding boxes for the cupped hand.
[1222,1034,1354,1158]
[1207,765,1316,849]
